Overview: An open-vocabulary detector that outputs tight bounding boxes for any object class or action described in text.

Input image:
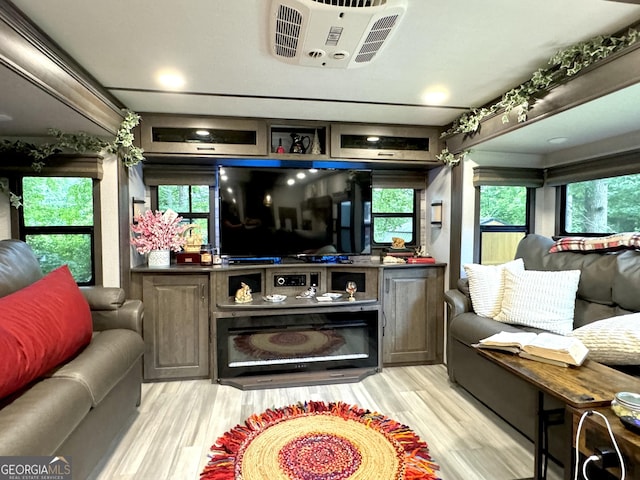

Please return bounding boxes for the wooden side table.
[476,348,640,480]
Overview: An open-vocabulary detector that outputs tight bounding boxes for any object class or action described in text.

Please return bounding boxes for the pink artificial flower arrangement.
[131,209,189,254]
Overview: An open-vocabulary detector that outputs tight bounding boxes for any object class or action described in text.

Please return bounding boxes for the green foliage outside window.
[566,175,640,233]
[158,185,210,243]
[22,177,93,282]
[372,188,415,244]
[480,186,527,226]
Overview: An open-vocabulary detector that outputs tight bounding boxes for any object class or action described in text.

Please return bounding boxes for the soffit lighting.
[287,178,295,186]
[367,136,380,142]
[296,172,306,179]
[309,169,318,173]
[196,130,210,137]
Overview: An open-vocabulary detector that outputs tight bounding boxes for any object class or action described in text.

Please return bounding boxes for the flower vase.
[148,249,170,267]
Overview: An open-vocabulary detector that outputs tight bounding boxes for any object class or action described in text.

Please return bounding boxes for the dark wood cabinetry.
[132,263,445,383]
[139,114,267,156]
[140,274,210,380]
[382,266,445,365]
[330,123,441,162]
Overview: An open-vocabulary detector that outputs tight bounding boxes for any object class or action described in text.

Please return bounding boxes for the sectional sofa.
[0,239,144,479]
[445,233,640,462]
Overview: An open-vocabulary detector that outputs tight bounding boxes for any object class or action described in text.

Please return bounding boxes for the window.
[21,177,95,284]
[561,174,640,235]
[371,188,416,245]
[479,185,530,265]
[158,185,211,243]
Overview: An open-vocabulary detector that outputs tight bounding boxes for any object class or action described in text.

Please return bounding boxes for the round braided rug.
[201,401,441,480]
[233,330,345,360]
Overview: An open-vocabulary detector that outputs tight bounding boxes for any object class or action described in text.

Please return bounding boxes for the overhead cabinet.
[139,114,268,156]
[331,124,441,161]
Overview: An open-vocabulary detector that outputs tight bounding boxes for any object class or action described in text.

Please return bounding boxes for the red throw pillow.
[0,265,92,399]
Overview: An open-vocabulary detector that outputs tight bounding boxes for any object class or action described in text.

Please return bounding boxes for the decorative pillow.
[494,269,581,335]
[463,258,524,318]
[0,266,92,399]
[549,233,640,253]
[570,313,640,365]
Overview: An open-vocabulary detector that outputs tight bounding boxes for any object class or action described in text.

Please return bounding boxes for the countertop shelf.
[216,295,378,309]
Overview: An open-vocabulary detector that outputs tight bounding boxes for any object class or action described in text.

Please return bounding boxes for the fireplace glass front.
[216,309,378,379]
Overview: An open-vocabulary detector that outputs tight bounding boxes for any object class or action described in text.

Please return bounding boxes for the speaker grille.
[355,14,398,63]
[310,0,387,7]
[274,5,303,58]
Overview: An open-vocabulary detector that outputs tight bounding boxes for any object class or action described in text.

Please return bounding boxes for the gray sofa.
[445,233,640,463]
[0,239,144,479]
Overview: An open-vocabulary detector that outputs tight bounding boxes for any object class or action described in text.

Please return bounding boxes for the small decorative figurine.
[234,282,253,303]
[391,237,406,249]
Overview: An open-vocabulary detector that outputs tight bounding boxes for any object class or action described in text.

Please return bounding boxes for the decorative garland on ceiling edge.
[440,25,640,153]
[0,110,144,208]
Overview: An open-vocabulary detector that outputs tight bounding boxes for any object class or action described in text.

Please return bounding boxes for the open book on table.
[476,331,589,367]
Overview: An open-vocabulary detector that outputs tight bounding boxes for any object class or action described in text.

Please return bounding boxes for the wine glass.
[346,281,357,301]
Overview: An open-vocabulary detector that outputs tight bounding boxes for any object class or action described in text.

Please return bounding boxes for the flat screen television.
[218,163,371,261]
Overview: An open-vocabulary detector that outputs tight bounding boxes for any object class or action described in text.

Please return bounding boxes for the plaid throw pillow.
[549,233,640,253]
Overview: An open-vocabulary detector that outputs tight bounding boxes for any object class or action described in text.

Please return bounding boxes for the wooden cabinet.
[139,114,267,156]
[330,123,441,162]
[141,274,210,380]
[382,266,445,365]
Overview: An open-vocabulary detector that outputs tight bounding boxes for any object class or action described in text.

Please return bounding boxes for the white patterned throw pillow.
[463,258,525,318]
[570,313,640,365]
[494,269,581,335]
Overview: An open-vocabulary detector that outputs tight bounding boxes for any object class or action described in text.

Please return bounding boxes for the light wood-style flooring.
[88,364,563,480]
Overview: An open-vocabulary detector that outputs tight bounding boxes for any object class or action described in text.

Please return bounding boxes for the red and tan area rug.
[200,401,441,480]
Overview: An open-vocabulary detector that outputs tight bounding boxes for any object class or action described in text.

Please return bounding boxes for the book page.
[478,331,538,348]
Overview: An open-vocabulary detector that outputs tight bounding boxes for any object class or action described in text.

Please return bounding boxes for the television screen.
[218,165,371,259]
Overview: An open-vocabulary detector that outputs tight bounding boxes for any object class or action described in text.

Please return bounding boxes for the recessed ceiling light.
[308,168,318,173]
[0,113,13,122]
[367,136,380,142]
[296,172,306,179]
[422,89,448,105]
[548,137,568,144]
[287,179,295,186]
[157,71,185,89]
[195,130,210,137]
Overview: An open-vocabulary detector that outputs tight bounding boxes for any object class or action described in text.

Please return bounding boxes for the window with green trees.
[21,177,94,284]
[372,188,416,245]
[563,174,640,234]
[158,185,211,243]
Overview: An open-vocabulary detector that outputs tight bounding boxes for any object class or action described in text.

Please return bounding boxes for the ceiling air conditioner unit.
[270,0,407,68]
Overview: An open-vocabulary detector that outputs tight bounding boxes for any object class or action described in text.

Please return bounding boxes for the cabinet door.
[142,274,209,380]
[330,123,440,162]
[139,114,267,155]
[382,267,444,365]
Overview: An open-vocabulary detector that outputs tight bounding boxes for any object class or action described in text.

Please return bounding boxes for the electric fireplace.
[216,308,379,387]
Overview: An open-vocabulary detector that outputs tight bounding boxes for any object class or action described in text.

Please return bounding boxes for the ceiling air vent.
[270,0,406,68]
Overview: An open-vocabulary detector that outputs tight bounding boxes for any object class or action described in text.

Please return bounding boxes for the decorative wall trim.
[445,40,640,154]
[0,2,124,135]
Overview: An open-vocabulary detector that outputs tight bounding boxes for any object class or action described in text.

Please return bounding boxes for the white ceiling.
[2,0,640,155]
